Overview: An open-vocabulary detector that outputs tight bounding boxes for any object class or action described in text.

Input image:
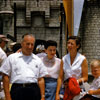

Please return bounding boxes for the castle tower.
[0,0,14,36]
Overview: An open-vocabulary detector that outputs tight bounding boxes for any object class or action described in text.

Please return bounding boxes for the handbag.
[63,77,81,100]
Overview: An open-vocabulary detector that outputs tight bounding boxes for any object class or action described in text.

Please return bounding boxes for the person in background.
[12,43,21,53]
[9,42,16,52]
[80,59,100,100]
[5,42,21,56]
[0,34,48,100]
[40,40,61,100]
[55,36,88,100]
[0,35,9,65]
[36,42,59,59]
[0,34,9,100]
[36,44,47,58]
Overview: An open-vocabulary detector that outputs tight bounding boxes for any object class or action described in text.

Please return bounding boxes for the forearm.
[56,77,62,96]
[3,75,11,100]
[88,89,100,95]
[55,60,64,100]
[38,77,45,100]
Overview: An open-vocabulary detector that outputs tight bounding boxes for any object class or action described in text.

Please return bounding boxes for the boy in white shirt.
[80,59,100,100]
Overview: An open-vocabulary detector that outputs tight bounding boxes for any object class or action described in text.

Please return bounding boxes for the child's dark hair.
[45,40,57,49]
[68,36,81,51]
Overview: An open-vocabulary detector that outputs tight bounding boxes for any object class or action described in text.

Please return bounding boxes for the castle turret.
[0,0,14,35]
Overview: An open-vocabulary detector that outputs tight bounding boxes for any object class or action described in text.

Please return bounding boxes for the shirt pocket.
[28,63,39,78]
[13,64,22,75]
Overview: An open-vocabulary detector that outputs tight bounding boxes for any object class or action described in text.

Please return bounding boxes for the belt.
[13,83,37,88]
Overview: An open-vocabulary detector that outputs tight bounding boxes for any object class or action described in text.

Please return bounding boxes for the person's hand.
[16,48,22,53]
[41,97,45,100]
[80,91,87,97]
[41,95,45,100]
[55,94,60,100]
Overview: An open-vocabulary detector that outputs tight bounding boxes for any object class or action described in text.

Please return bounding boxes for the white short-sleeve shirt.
[63,52,85,80]
[89,76,100,98]
[0,52,48,83]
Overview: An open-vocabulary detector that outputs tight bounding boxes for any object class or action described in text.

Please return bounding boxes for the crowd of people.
[0,34,100,100]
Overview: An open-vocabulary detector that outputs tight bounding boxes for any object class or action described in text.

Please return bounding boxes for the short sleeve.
[0,56,11,76]
[38,60,48,78]
[0,52,7,66]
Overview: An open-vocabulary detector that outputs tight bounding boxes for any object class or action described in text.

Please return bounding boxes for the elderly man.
[0,34,48,100]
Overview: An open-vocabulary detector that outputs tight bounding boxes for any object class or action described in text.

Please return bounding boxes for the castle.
[0,0,100,72]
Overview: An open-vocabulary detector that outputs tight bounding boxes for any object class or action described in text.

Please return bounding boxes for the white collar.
[18,52,35,59]
[66,52,80,66]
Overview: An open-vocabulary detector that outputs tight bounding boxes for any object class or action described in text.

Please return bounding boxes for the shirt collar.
[18,52,35,59]
[67,52,79,66]
[43,55,55,63]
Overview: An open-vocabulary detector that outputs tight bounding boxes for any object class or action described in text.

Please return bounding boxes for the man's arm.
[3,74,11,100]
[38,77,45,100]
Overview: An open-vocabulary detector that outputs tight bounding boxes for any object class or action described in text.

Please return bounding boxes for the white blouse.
[63,52,85,80]
[41,56,61,79]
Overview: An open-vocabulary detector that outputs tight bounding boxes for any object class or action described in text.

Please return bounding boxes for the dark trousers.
[10,83,41,100]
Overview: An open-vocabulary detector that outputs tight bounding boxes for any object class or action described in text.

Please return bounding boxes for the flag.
[63,0,73,36]
[74,0,84,36]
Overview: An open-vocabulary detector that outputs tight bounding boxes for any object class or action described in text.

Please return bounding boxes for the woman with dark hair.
[40,40,61,100]
[55,36,88,100]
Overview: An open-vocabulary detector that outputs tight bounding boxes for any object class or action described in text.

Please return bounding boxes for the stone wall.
[1,0,100,64]
[79,0,100,72]
[13,0,65,57]
[0,0,66,58]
